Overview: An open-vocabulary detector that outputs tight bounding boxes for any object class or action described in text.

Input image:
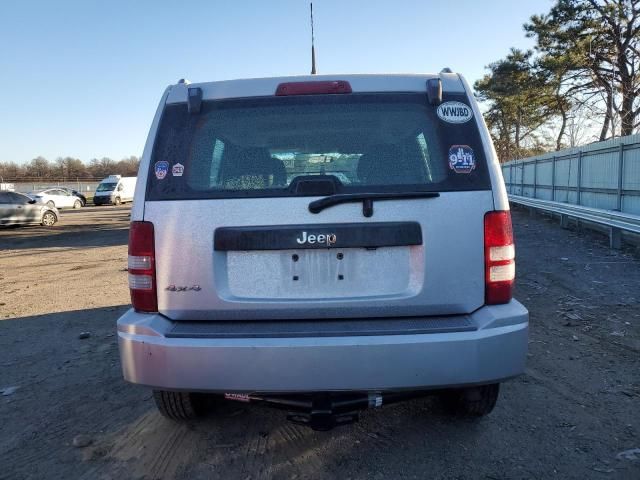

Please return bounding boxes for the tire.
[46,200,55,208]
[153,390,209,421]
[440,383,500,417]
[41,211,57,227]
[73,200,82,209]
[114,196,121,206]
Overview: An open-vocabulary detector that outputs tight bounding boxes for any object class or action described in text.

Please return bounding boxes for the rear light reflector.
[484,211,515,305]
[275,80,352,96]
[128,221,157,312]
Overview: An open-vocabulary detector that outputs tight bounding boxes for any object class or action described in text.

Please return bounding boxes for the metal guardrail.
[509,194,640,249]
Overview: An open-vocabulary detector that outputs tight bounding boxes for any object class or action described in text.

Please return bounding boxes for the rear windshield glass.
[147,93,490,200]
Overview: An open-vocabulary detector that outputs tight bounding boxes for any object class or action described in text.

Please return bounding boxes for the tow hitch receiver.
[287,393,360,431]
[287,411,359,431]
[225,391,428,431]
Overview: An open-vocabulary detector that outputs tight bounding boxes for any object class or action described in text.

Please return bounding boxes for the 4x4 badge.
[166,285,201,292]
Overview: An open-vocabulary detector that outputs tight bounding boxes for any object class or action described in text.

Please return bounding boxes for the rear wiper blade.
[308,191,440,217]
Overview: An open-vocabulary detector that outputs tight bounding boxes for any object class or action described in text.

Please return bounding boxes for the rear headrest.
[222,146,286,187]
[357,144,420,185]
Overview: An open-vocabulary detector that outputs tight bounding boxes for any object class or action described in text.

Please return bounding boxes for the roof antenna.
[310,2,317,74]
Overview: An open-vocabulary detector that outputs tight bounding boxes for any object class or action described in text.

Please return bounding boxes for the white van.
[93,175,137,206]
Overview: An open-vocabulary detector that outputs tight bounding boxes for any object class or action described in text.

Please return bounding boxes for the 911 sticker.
[437,101,473,123]
[172,163,184,177]
[448,145,475,173]
[154,161,169,180]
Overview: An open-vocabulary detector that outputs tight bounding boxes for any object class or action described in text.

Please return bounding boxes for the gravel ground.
[0,206,639,479]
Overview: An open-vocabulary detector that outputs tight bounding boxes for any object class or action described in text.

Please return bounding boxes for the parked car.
[30,188,83,209]
[117,73,529,430]
[58,187,87,207]
[93,175,137,205]
[0,191,58,227]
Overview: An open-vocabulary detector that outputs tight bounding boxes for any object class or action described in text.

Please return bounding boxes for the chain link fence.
[11,180,101,195]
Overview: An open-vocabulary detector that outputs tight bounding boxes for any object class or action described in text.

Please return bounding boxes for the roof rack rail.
[440,67,453,74]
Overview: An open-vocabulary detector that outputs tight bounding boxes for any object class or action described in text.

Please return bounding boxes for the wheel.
[114,196,121,206]
[153,390,209,421]
[41,211,57,227]
[440,383,500,417]
[46,200,55,208]
[73,200,82,209]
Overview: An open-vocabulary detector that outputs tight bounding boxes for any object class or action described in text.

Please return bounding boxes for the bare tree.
[26,156,51,178]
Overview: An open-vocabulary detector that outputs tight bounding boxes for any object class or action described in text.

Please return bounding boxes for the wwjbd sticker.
[172,163,184,177]
[448,145,475,174]
[154,161,169,180]
[437,101,473,124]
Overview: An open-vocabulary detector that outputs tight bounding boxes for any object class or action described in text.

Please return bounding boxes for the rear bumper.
[117,301,528,393]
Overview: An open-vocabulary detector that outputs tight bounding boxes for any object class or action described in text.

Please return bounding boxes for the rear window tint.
[147,93,490,200]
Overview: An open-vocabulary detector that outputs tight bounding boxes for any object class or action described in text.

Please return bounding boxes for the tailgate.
[146,190,492,320]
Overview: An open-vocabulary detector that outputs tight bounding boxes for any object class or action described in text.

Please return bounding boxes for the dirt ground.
[1,206,639,479]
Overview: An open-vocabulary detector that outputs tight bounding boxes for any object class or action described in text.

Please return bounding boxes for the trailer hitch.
[287,411,359,431]
[225,391,429,431]
[285,393,361,431]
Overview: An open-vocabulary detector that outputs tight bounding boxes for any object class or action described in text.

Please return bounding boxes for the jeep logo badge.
[296,231,337,246]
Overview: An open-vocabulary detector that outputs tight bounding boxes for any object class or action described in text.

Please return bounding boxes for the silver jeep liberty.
[118,72,528,430]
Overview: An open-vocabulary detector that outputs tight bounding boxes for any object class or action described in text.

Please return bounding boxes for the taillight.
[128,221,157,312]
[484,211,515,305]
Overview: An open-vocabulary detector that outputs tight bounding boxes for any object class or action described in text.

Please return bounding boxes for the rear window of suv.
[147,92,490,200]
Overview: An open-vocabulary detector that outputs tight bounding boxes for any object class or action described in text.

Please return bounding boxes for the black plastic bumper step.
[166,316,476,339]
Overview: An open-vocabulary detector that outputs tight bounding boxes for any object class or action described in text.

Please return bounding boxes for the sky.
[0,0,553,165]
